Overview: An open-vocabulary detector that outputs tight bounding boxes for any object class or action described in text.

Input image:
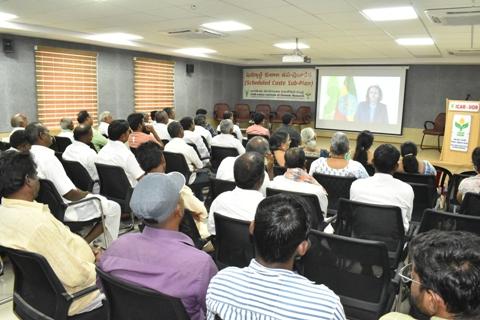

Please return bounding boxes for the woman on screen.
[354,85,389,124]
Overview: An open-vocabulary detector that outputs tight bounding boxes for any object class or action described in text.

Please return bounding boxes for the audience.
[180,116,210,160]
[164,107,176,124]
[3,113,28,143]
[26,122,121,244]
[194,114,213,147]
[98,111,112,137]
[457,146,480,203]
[300,127,320,157]
[0,151,106,316]
[196,108,217,137]
[149,110,157,124]
[98,173,217,320]
[211,119,245,155]
[353,130,374,168]
[57,117,74,142]
[276,112,301,147]
[77,110,107,151]
[309,131,369,179]
[350,143,414,232]
[216,111,242,141]
[208,152,265,235]
[207,194,346,320]
[269,131,290,167]
[381,230,480,320]
[127,112,163,149]
[96,119,144,187]
[398,141,436,176]
[246,112,270,137]
[153,110,171,140]
[8,130,31,152]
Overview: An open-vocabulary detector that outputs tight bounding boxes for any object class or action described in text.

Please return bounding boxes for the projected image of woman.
[354,85,389,124]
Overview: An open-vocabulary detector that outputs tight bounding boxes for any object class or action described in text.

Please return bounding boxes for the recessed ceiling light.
[396,37,434,46]
[0,12,17,21]
[85,33,142,46]
[201,21,251,32]
[361,6,417,21]
[174,48,217,57]
[274,42,310,50]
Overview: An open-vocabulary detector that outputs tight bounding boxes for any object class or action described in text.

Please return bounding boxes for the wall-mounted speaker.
[186,63,194,74]
[2,38,14,54]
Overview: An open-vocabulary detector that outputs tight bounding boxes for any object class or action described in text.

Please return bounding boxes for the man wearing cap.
[97,173,218,320]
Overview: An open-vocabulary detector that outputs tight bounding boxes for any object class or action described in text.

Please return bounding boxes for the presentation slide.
[315,66,408,135]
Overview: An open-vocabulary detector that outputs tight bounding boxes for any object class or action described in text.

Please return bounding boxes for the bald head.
[155,111,169,124]
[10,113,28,128]
[246,136,270,157]
[233,152,265,190]
[73,124,93,144]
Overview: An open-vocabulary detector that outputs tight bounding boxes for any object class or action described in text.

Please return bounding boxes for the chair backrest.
[418,209,480,235]
[61,159,95,192]
[36,179,67,221]
[234,104,251,120]
[266,188,324,229]
[179,210,203,250]
[96,267,190,320]
[201,136,210,152]
[312,173,356,212]
[365,164,375,176]
[302,231,392,320]
[95,163,133,212]
[210,146,238,171]
[214,103,229,121]
[393,172,436,186]
[294,106,313,124]
[161,139,170,146]
[54,136,72,153]
[305,156,318,172]
[163,151,192,183]
[210,178,236,202]
[447,173,474,211]
[0,246,70,319]
[0,141,10,151]
[214,213,254,269]
[459,192,480,216]
[434,112,446,131]
[275,105,293,119]
[335,198,405,268]
[187,143,202,160]
[410,182,437,222]
[255,104,271,121]
[272,165,286,177]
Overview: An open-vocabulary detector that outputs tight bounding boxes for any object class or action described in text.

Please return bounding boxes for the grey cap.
[129,172,185,222]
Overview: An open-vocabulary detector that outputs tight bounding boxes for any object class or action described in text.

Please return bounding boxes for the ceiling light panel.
[274,42,310,49]
[0,12,17,21]
[201,21,252,32]
[361,6,417,21]
[85,33,142,46]
[174,47,217,57]
[396,37,434,46]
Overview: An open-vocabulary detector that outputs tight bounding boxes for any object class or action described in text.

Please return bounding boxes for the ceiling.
[1,0,480,65]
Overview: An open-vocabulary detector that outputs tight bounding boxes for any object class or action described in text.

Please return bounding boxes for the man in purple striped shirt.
[98,173,217,320]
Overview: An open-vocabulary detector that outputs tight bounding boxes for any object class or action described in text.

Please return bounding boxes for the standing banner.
[450,114,471,152]
[243,68,316,101]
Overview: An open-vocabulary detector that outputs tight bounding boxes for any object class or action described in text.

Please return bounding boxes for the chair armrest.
[424,120,435,130]
[62,284,98,302]
[66,196,101,208]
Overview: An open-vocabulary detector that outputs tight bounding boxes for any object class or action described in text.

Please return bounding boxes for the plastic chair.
[179,209,206,250]
[234,104,251,123]
[446,173,474,212]
[312,173,356,215]
[393,172,436,186]
[54,136,72,153]
[0,246,106,320]
[210,146,238,172]
[418,209,480,235]
[213,213,254,269]
[209,178,236,202]
[271,105,293,123]
[213,103,229,122]
[61,159,96,192]
[410,182,437,222]
[305,156,317,172]
[96,267,189,320]
[292,106,313,125]
[301,231,398,320]
[459,192,480,216]
[420,112,446,151]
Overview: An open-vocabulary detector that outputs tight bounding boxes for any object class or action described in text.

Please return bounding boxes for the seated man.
[8,130,31,153]
[98,173,217,320]
[457,147,480,203]
[216,111,242,141]
[26,122,121,244]
[350,144,414,232]
[269,147,328,216]
[3,113,28,143]
[196,108,217,137]
[194,114,213,147]
[96,120,145,187]
[381,230,480,320]
[0,151,106,317]
[211,119,245,155]
[98,111,112,137]
[275,112,301,148]
[216,136,272,196]
[208,152,265,235]
[180,116,210,160]
[135,141,210,239]
[152,110,171,140]
[207,193,346,320]
[246,112,270,137]
[164,107,176,124]
[127,112,163,149]
[77,110,107,151]
[63,124,100,193]
[57,117,74,142]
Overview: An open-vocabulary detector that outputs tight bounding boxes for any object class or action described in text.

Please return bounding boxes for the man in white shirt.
[2,113,28,143]
[25,122,121,245]
[96,120,144,187]
[193,114,212,148]
[216,111,242,141]
[98,111,112,137]
[216,136,272,196]
[152,110,171,140]
[63,125,100,193]
[350,144,414,232]
[57,118,74,142]
[208,152,265,235]
[180,116,210,160]
[164,107,175,124]
[211,119,245,155]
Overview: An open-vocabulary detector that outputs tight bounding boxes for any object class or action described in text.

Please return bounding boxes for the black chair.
[209,178,236,202]
[312,173,356,215]
[54,136,72,152]
[213,213,254,269]
[459,192,480,216]
[418,209,480,235]
[305,156,317,172]
[0,246,106,320]
[161,139,170,146]
[433,165,452,196]
[201,136,211,153]
[187,142,205,160]
[335,198,405,269]
[61,159,96,192]
[0,141,10,151]
[272,165,286,177]
[130,147,138,156]
[301,231,398,320]
[210,146,238,172]
[179,210,206,250]
[393,172,436,186]
[163,151,192,183]
[447,173,475,212]
[365,164,375,176]
[410,182,437,222]
[96,267,189,320]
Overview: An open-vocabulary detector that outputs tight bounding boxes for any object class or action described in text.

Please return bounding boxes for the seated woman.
[457,147,480,203]
[353,130,374,174]
[309,132,368,179]
[269,131,290,167]
[398,141,436,175]
[300,127,320,158]
[246,112,270,138]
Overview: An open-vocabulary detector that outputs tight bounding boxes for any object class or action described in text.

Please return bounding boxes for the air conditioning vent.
[425,7,480,25]
[448,49,480,56]
[167,28,224,39]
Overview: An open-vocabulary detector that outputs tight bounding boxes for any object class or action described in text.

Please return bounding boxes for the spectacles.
[399,263,422,285]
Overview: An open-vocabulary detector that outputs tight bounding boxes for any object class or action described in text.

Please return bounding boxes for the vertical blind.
[134,57,175,114]
[35,46,98,129]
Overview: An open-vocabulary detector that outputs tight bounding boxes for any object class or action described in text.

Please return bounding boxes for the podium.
[440,99,480,167]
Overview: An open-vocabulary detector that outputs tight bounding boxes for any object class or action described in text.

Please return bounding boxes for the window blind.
[134,57,175,114]
[35,46,98,129]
